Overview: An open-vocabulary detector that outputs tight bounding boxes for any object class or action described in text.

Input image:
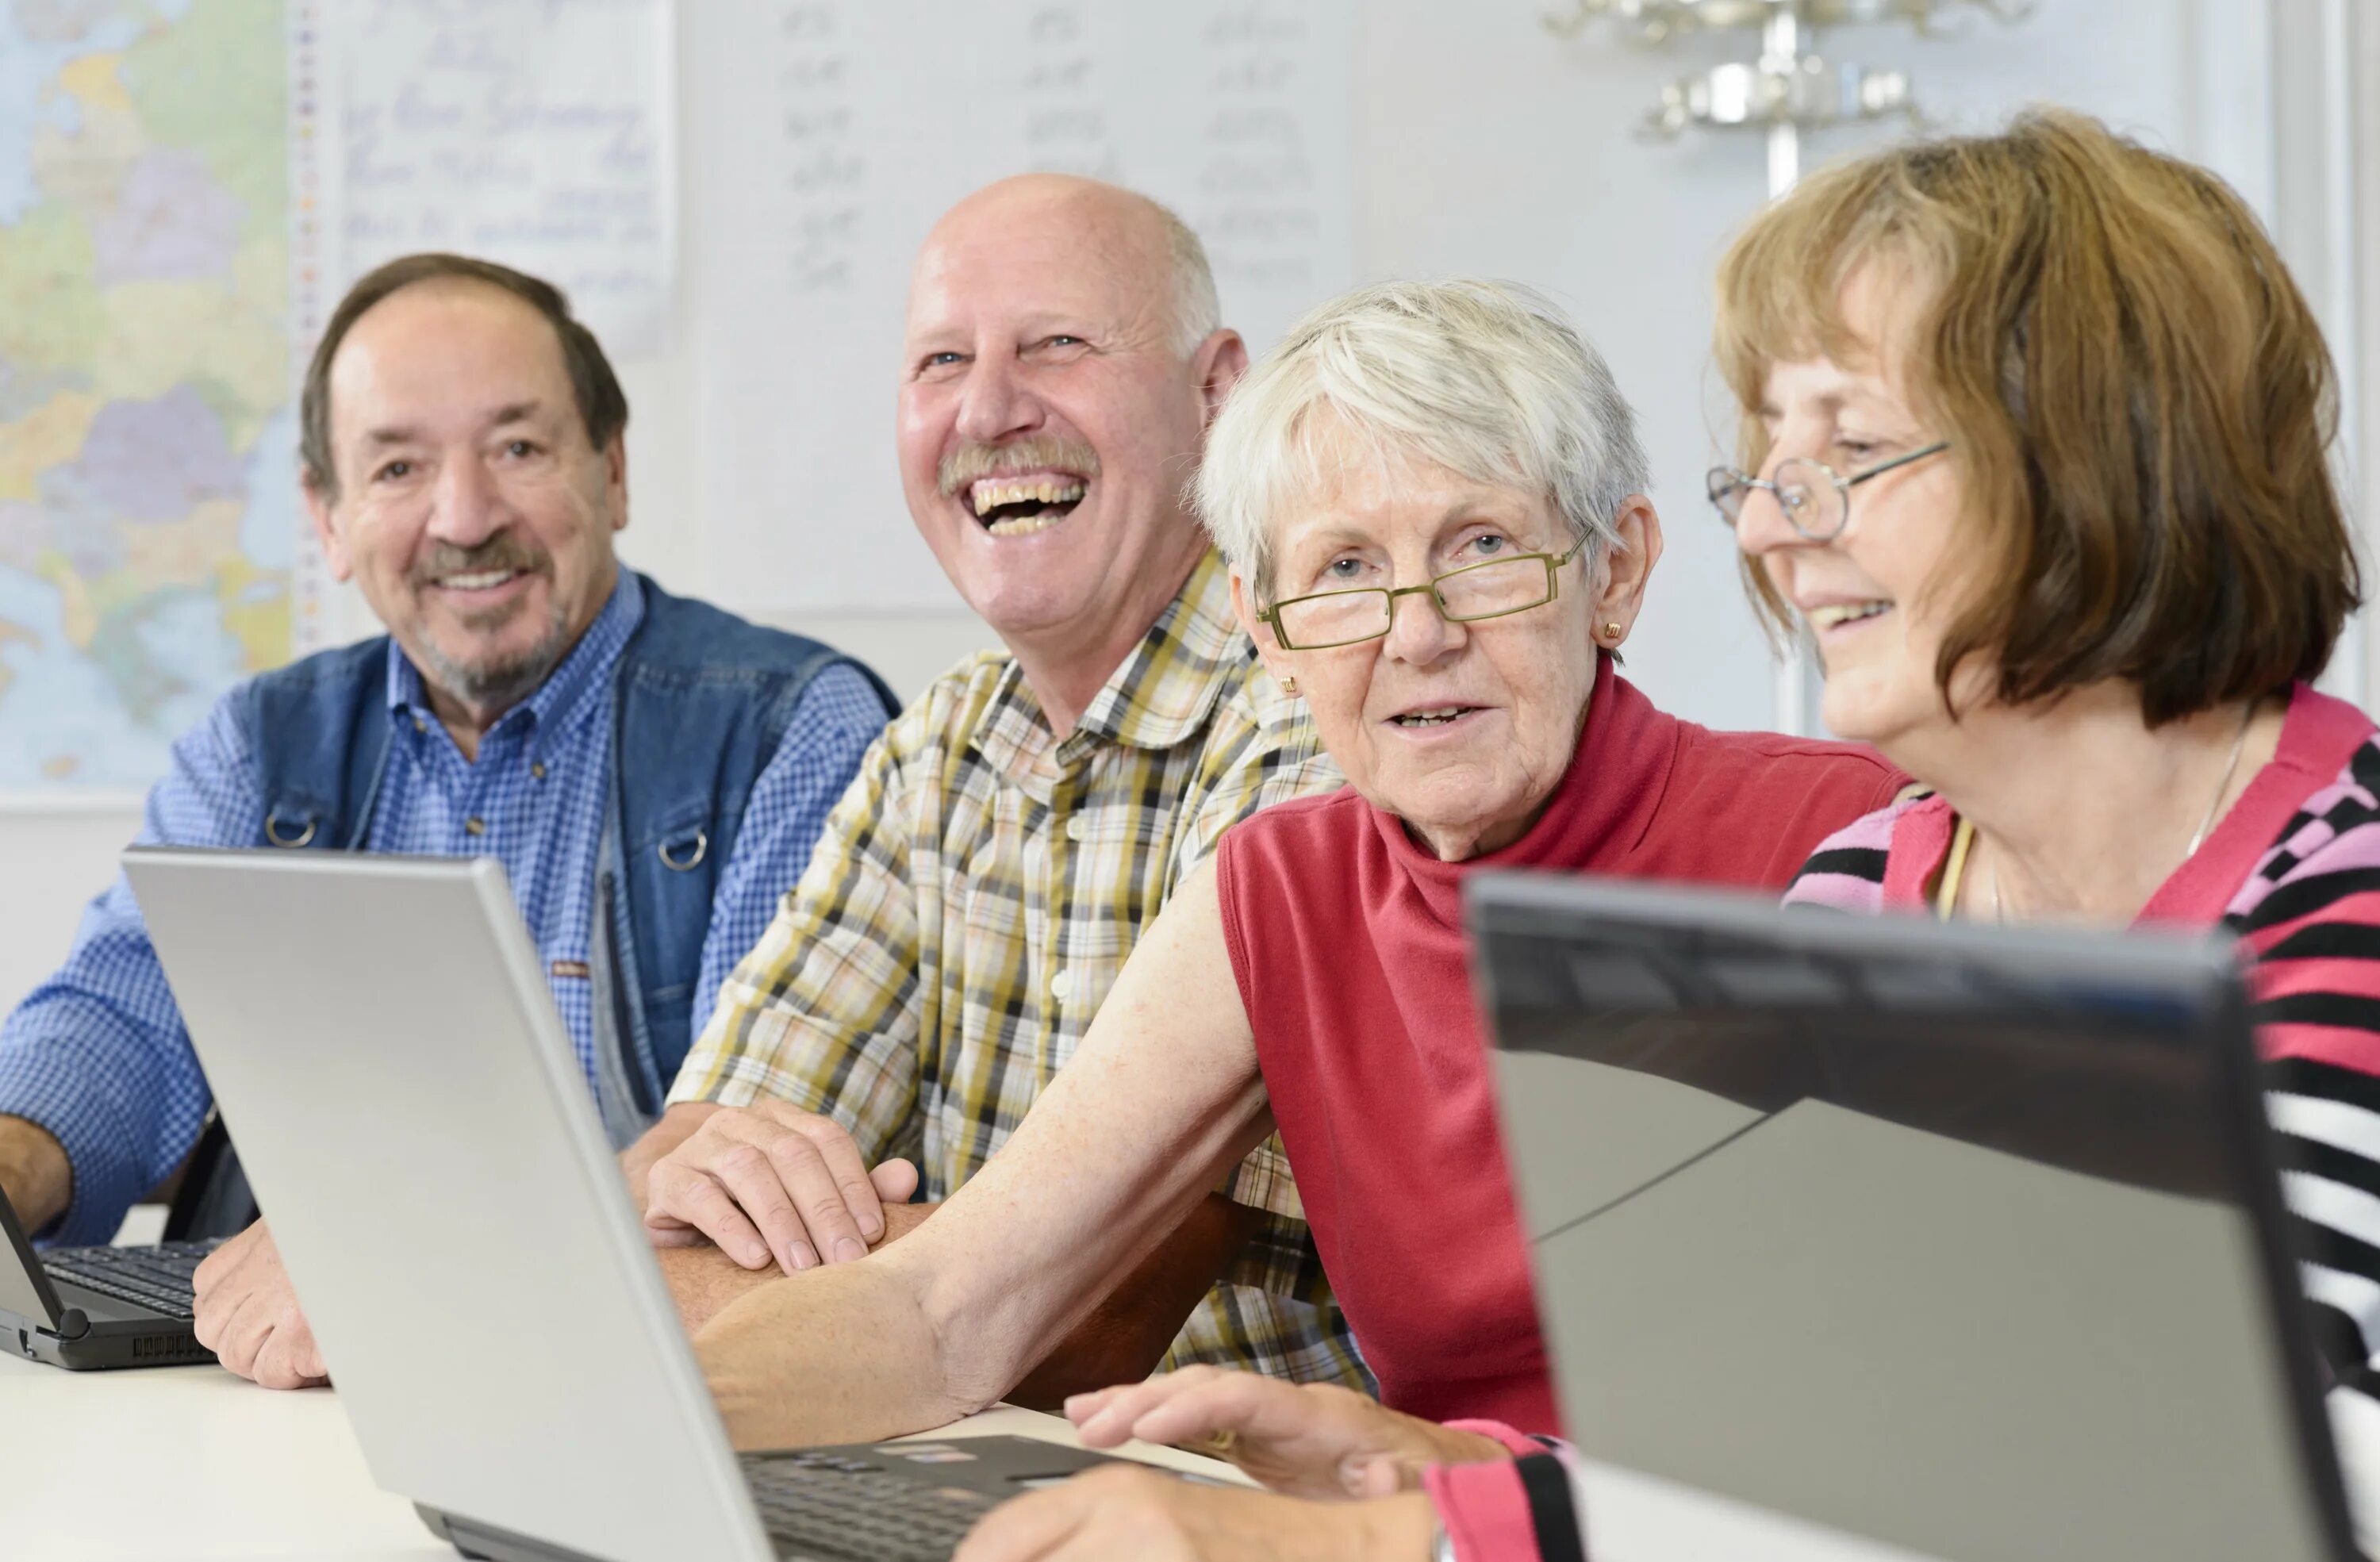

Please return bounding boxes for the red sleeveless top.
[1214,655,1906,1432]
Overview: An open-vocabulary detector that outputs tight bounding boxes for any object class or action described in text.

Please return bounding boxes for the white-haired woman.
[691,281,1904,1560]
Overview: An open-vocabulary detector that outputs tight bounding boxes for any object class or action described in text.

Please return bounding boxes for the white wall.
[0,0,2354,1017]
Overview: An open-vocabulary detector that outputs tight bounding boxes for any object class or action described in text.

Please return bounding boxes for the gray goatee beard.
[417,597,574,716]
[410,538,572,716]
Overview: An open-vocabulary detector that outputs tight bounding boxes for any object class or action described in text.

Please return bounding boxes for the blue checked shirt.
[0,572,889,1245]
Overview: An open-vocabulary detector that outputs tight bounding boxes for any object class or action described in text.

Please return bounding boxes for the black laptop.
[1468,871,2361,1562]
[0,1187,217,1369]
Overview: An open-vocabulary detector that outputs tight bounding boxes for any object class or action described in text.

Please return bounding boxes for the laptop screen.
[1469,873,2351,1562]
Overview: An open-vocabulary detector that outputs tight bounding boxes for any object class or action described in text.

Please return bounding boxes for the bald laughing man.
[622,175,1368,1403]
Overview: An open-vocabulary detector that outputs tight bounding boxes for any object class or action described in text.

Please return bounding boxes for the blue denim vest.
[234,573,896,1114]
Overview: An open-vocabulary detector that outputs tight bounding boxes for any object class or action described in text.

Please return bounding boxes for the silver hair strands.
[1192,278,1652,599]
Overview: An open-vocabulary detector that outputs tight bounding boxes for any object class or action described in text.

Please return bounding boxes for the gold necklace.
[1988,699,2257,923]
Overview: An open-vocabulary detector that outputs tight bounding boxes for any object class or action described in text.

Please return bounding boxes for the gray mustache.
[938,436,1100,497]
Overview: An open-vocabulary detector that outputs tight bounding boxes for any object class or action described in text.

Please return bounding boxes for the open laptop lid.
[124,847,774,1562]
[0,1186,67,1330]
[1468,870,2357,1562]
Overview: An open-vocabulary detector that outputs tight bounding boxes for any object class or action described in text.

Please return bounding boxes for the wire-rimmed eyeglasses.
[1257,535,1590,651]
[1707,440,1951,542]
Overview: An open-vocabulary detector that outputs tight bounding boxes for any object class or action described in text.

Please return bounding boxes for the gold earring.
[1603,622,1623,641]
[1280,675,1299,696]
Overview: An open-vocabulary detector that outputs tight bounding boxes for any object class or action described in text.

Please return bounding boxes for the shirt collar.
[1373,651,1679,929]
[970,551,1248,775]
[385,568,645,745]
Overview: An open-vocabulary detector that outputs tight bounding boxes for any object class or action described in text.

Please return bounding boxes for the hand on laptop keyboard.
[190,1220,328,1389]
[947,1464,1441,1561]
[1065,1365,1512,1500]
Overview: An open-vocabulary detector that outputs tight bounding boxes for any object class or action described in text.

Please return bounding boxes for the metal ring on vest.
[658,831,708,871]
[264,816,318,849]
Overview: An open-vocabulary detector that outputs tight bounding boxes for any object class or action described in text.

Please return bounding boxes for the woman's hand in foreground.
[954,1468,1437,1562]
[1065,1366,1512,1499]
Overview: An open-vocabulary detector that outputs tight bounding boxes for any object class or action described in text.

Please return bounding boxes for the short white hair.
[1194,278,1652,597]
[1153,199,1220,358]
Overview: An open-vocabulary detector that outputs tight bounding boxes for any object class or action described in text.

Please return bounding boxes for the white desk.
[0,1351,1241,1560]
[10,1343,2380,1562]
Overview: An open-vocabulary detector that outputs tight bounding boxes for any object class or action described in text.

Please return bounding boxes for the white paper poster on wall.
[685,0,1354,616]
[292,0,676,651]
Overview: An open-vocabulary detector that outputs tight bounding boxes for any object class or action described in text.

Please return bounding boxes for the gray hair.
[1152,198,1221,359]
[1194,278,1651,598]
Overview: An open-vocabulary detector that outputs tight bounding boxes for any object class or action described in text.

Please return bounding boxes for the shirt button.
[1050,969,1072,1000]
[531,762,547,781]
[1065,815,1084,842]
[465,816,487,836]
[413,715,427,734]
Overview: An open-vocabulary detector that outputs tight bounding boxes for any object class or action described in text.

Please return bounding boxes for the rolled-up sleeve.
[0,694,263,1245]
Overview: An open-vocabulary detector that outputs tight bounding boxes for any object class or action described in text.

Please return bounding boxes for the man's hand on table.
[1065,1366,1511,1499]
[191,1221,328,1390]
[633,1104,1262,1411]
[954,1470,1439,1562]
[638,1101,919,1272]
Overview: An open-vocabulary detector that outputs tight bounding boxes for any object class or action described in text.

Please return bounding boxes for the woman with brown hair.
[1726,107,2380,1399]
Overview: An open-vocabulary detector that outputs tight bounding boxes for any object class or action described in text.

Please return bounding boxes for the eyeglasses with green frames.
[1257,535,1591,651]
[1707,439,1952,542]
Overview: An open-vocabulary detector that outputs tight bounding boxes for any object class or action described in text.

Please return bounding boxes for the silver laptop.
[123,847,1149,1562]
[1468,871,2359,1562]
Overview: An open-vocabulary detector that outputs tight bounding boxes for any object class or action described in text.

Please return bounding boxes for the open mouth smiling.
[1390,704,1484,729]
[437,568,526,592]
[1804,600,1893,633]
[967,470,1088,537]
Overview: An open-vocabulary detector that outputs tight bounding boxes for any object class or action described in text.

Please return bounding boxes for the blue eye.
[1324,557,1364,580]
[375,460,413,482]
[504,439,536,458]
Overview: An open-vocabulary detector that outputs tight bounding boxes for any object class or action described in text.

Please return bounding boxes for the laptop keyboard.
[42,1242,217,1320]
[743,1451,993,1562]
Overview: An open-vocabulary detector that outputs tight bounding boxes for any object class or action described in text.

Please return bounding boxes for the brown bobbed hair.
[299,253,629,502]
[1714,109,2359,726]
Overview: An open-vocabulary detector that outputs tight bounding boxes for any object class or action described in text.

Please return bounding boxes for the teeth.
[1395,707,1471,727]
[443,570,519,590]
[986,513,1062,537]
[970,478,1087,517]
[1806,601,1891,630]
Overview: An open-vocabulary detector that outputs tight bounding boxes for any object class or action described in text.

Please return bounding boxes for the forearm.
[0,996,199,1245]
[697,1248,975,1449]
[0,1115,71,1234]
[1008,1192,1259,1408]
[662,1201,938,1334]
[657,1242,785,1335]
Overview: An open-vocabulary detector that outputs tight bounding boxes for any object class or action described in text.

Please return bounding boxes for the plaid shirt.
[672,552,1368,1387]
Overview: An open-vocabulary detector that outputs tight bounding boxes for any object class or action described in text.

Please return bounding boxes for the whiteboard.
[683,0,1354,615]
